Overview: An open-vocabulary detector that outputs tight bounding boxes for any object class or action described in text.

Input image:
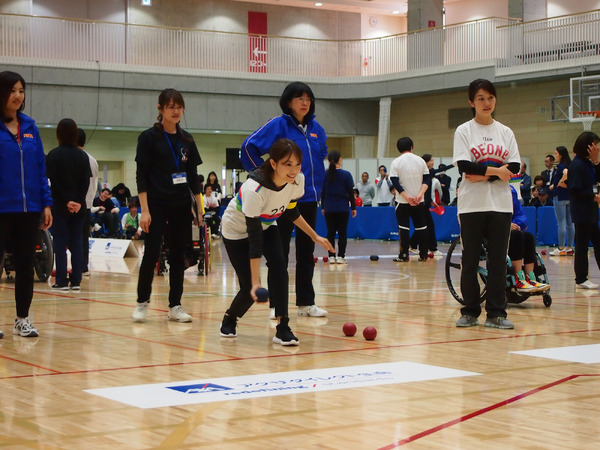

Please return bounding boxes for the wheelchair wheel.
[445,237,488,305]
[543,293,552,307]
[196,224,210,276]
[34,230,54,282]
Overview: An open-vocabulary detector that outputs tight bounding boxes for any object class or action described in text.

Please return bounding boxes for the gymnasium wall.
[387,75,596,177]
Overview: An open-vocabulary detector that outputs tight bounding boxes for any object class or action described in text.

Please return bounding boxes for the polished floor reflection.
[0,239,599,449]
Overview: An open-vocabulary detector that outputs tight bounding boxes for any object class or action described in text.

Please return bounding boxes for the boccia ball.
[363,326,377,341]
[314,256,319,263]
[428,252,434,259]
[342,322,357,337]
[541,250,547,255]
[370,255,379,261]
[255,287,269,303]
[323,256,329,262]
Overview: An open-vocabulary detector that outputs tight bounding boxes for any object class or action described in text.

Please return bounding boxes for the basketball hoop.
[577,111,599,131]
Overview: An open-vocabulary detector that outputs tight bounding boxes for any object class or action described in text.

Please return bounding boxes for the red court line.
[0,354,60,373]
[378,374,600,449]
[57,321,237,358]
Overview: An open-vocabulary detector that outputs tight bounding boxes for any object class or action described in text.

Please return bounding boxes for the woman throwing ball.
[219,139,333,345]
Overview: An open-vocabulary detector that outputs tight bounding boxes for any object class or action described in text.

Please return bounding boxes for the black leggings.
[396,202,428,259]
[508,229,536,265]
[574,222,600,284]
[277,201,317,306]
[223,226,289,318]
[137,201,192,308]
[0,212,39,318]
[459,211,512,320]
[324,211,349,258]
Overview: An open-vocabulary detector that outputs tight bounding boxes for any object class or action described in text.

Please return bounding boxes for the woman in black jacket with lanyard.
[132,88,203,323]
[568,131,600,289]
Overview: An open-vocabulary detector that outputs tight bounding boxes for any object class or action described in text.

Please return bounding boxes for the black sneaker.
[273,317,299,346]
[219,314,237,337]
[393,256,409,262]
[51,284,70,291]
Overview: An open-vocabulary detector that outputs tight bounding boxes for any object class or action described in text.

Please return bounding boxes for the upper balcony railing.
[0,10,598,80]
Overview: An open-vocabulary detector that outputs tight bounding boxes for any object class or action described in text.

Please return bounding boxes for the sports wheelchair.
[156,194,210,276]
[0,229,54,282]
[445,236,552,308]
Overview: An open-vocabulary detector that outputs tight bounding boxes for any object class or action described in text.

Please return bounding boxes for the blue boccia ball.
[256,288,269,302]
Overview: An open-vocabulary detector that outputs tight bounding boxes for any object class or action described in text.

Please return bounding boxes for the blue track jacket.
[241,114,328,203]
[0,112,52,214]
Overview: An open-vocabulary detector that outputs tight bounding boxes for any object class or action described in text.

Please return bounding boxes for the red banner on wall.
[248,11,267,73]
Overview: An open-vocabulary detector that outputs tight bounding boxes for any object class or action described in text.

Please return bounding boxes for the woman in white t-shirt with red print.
[219,139,333,346]
[453,79,521,330]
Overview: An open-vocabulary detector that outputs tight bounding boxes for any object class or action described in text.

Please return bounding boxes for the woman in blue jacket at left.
[0,71,53,339]
[241,81,328,320]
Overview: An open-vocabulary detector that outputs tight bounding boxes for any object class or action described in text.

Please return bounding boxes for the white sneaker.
[549,248,566,256]
[297,305,328,317]
[13,317,39,338]
[337,257,347,264]
[576,280,599,289]
[132,301,149,322]
[168,305,192,322]
[431,250,443,257]
[329,256,337,264]
[269,307,276,320]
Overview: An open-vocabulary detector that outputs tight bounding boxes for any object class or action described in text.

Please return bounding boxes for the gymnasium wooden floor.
[1,239,599,449]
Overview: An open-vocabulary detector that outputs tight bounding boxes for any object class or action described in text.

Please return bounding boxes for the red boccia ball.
[363,326,377,341]
[541,250,547,255]
[342,322,357,337]
[323,256,329,262]
[314,256,319,263]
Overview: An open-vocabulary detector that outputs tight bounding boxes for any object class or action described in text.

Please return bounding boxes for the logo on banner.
[167,383,233,394]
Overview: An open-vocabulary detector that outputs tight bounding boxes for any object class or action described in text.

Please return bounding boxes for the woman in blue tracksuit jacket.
[0,71,53,339]
[241,81,328,319]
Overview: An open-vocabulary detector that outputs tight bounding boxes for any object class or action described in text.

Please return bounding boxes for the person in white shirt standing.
[453,79,521,330]
[375,165,394,206]
[389,137,430,262]
[77,128,98,276]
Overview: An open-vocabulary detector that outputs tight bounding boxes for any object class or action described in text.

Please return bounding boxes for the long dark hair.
[56,118,78,146]
[154,88,192,142]
[0,71,26,123]
[207,171,219,186]
[555,145,571,167]
[468,78,497,117]
[573,131,600,158]
[279,81,316,124]
[327,150,341,181]
[258,138,303,181]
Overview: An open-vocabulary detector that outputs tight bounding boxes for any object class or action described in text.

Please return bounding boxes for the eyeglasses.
[293,97,312,104]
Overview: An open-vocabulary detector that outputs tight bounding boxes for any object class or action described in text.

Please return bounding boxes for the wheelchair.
[0,229,54,282]
[445,236,552,308]
[156,194,211,276]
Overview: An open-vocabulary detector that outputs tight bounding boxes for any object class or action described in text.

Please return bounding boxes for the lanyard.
[163,131,180,171]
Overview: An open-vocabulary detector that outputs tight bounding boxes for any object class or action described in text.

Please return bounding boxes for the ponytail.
[327,150,341,181]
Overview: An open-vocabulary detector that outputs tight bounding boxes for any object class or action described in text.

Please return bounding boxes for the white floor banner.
[85,362,481,409]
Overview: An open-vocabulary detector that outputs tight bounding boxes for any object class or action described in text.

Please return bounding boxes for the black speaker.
[226,148,243,170]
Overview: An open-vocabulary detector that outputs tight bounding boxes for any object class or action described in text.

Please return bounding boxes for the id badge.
[172,172,187,185]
